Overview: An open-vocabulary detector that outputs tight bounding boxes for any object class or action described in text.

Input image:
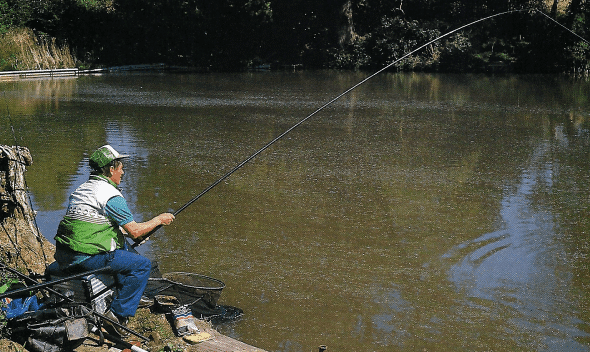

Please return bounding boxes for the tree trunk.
[0,145,54,275]
[566,0,582,28]
[339,0,355,47]
[550,0,559,18]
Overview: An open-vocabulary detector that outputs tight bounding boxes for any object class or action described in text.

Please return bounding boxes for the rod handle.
[131,225,162,248]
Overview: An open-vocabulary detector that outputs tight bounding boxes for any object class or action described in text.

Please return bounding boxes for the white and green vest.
[55,176,127,254]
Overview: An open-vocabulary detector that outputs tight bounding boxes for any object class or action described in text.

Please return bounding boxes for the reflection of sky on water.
[443,136,590,350]
[370,285,414,346]
[31,160,87,244]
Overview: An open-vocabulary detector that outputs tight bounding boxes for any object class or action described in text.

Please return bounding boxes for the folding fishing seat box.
[45,261,116,314]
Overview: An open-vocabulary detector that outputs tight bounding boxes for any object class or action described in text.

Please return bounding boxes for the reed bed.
[0,28,75,71]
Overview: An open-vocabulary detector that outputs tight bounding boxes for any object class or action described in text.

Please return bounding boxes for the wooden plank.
[185,327,266,352]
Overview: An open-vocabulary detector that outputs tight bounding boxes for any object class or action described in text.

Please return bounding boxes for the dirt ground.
[72,308,214,352]
[0,306,213,351]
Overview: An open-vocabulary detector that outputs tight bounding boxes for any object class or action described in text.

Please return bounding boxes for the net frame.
[145,272,225,309]
[161,272,225,291]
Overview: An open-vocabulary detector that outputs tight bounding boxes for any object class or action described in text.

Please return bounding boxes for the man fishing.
[53,144,175,336]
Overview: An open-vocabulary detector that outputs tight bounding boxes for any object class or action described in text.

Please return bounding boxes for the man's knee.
[113,250,151,275]
[138,256,151,274]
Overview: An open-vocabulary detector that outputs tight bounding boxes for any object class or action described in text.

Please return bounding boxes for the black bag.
[8,304,94,352]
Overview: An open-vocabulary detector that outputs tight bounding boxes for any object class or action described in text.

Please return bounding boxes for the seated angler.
[53,145,174,336]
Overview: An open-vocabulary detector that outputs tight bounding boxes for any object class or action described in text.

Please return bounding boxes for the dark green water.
[2,71,590,351]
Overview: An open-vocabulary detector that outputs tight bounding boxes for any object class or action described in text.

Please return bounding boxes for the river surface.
[2,71,590,351]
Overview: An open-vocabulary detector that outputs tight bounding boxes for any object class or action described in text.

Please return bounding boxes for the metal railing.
[0,68,79,79]
[0,64,168,80]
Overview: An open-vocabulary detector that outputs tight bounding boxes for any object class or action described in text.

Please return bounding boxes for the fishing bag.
[8,304,94,352]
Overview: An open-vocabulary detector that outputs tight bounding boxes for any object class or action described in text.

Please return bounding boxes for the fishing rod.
[535,9,590,45]
[0,266,112,299]
[136,8,550,246]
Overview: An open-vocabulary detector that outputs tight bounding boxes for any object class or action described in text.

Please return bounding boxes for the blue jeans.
[55,244,151,318]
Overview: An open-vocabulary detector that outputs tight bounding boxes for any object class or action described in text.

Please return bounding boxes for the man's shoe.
[102,309,130,338]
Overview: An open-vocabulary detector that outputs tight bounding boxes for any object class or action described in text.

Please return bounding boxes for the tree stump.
[0,145,54,275]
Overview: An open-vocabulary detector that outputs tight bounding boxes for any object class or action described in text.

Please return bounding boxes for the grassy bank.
[0,28,75,71]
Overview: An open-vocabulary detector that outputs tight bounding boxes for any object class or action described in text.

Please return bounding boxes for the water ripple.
[442,138,590,350]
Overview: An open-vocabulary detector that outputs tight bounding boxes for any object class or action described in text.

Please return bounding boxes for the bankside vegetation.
[0,0,589,73]
[0,28,75,70]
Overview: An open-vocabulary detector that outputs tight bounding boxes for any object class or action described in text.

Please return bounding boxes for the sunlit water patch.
[443,136,590,350]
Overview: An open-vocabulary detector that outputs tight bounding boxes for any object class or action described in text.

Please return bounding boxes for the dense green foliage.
[0,0,589,72]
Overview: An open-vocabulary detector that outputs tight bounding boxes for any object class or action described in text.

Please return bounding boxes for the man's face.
[110,163,124,185]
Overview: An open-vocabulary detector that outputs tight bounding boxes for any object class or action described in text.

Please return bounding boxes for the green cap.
[89,145,129,168]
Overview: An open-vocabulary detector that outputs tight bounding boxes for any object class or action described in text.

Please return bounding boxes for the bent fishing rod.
[135,8,570,246]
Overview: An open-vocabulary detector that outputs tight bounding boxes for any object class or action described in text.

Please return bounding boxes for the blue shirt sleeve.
[105,196,134,226]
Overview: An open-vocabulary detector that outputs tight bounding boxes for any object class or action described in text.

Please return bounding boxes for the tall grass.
[0,28,75,71]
